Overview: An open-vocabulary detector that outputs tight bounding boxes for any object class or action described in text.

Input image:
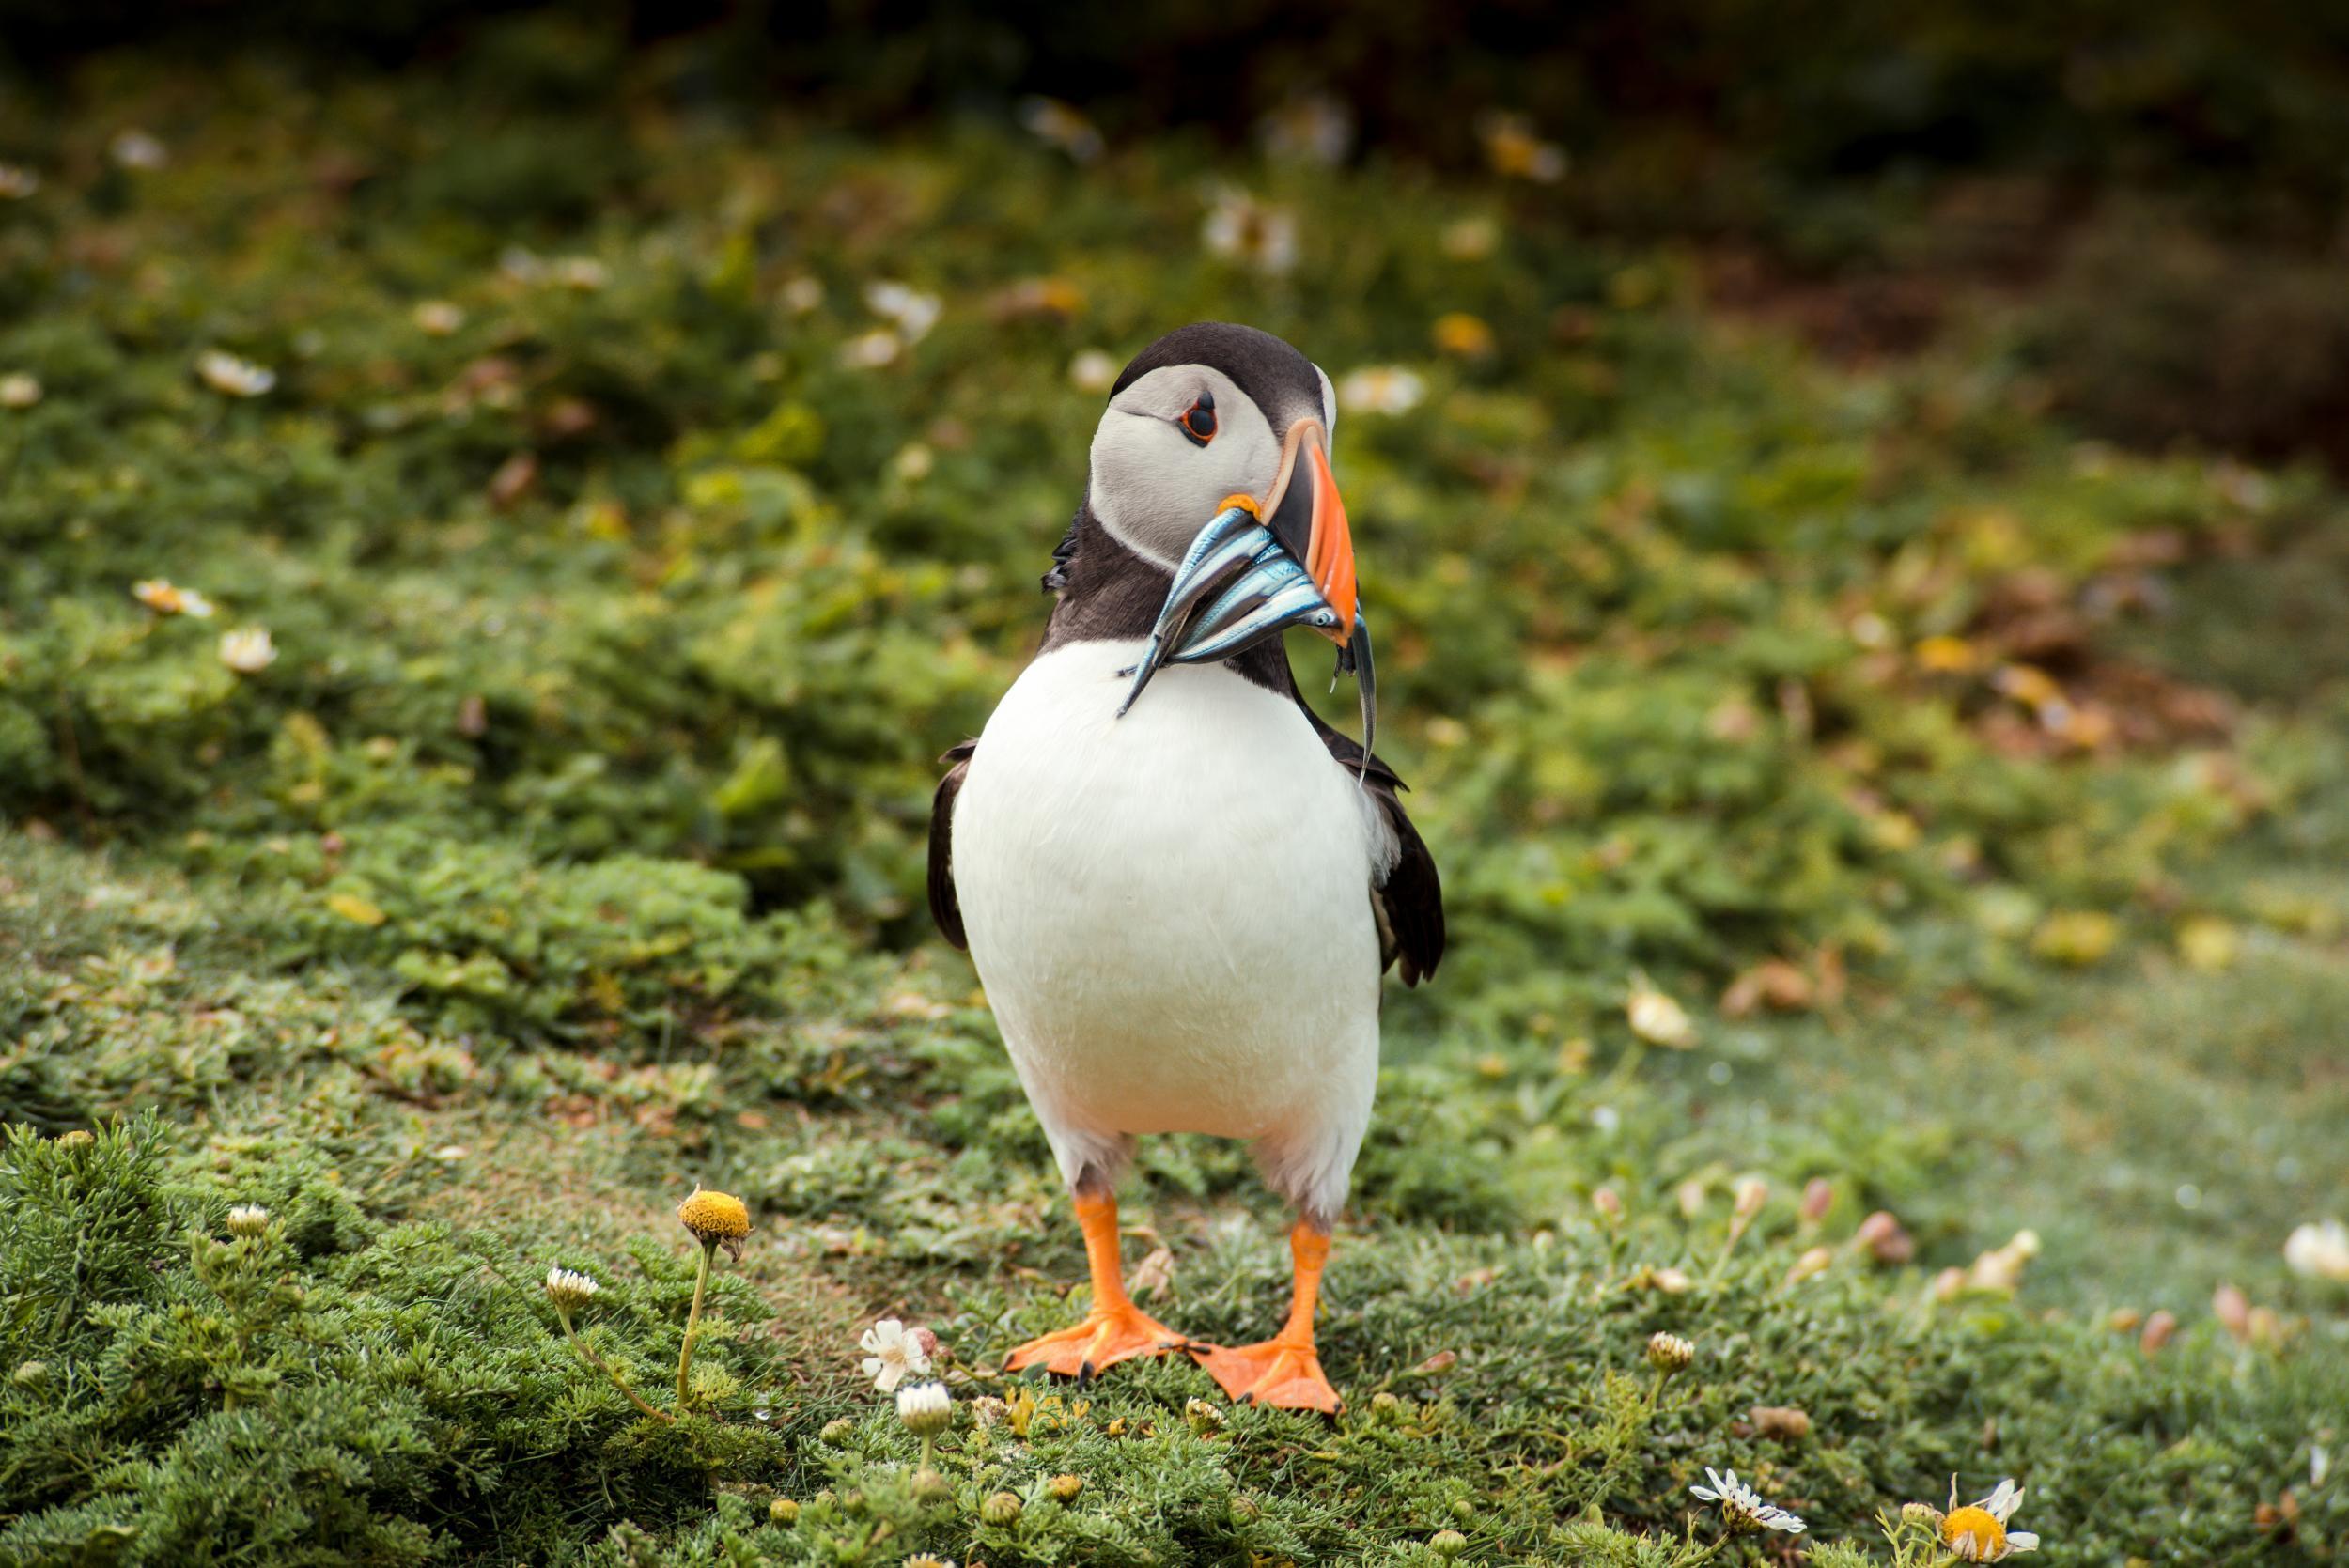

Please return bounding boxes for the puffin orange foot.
[1005,1303,1190,1379]
[1191,1337,1342,1412]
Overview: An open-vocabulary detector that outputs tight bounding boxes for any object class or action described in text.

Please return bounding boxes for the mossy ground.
[5,19,2349,1567]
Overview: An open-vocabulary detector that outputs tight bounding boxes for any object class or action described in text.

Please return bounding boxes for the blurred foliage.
[5,23,2341,1063]
[5,15,2349,1566]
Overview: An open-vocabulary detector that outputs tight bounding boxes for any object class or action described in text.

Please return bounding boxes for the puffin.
[928,321,1442,1412]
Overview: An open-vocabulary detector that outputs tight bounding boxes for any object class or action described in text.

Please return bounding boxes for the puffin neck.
[1040,505,1297,699]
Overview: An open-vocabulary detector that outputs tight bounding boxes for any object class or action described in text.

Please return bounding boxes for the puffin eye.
[1178,390,1217,447]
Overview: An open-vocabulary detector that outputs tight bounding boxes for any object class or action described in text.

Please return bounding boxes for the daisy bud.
[1784,1246,1834,1286]
[895,1380,953,1439]
[769,1498,799,1526]
[1856,1209,1914,1264]
[542,1266,599,1313]
[226,1204,270,1238]
[1592,1187,1623,1221]
[1429,1529,1469,1560]
[821,1417,856,1445]
[1933,1266,1967,1301]
[1901,1501,1944,1527]
[2213,1283,2251,1340]
[1799,1177,1834,1223]
[1675,1178,1708,1218]
[911,1468,952,1503]
[981,1491,1022,1527]
[14,1360,47,1387]
[1370,1390,1404,1419]
[1733,1176,1769,1220]
[1652,1265,1693,1294]
[1046,1473,1084,1502]
[909,1325,941,1360]
[1184,1397,1224,1436]
[2139,1309,2178,1355]
[1646,1331,1695,1374]
[1750,1405,1812,1439]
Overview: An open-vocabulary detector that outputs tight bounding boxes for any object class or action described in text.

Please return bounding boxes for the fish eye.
[1178,390,1217,447]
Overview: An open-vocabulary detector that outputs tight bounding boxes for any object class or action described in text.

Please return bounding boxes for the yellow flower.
[1914,634,1980,673]
[1942,1478,2039,1560]
[132,579,216,618]
[2031,910,2117,967]
[1475,112,1566,182]
[677,1186,752,1258]
[1432,313,1495,358]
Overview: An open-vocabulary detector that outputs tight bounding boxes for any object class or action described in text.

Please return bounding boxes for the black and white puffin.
[928,321,1442,1412]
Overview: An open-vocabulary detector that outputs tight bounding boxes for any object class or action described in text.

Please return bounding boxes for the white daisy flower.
[2284,1219,2349,1281]
[1627,982,1696,1048]
[1689,1467,1805,1534]
[218,627,277,674]
[543,1267,599,1312]
[110,130,168,170]
[1017,97,1104,163]
[894,1378,952,1436]
[1201,187,1299,276]
[859,1317,933,1392]
[1339,365,1425,416]
[195,349,275,397]
[863,281,941,342]
[552,256,608,291]
[132,579,216,618]
[839,329,902,369]
[1942,1477,2039,1560]
[1067,348,1119,395]
[1257,93,1354,167]
[226,1203,270,1237]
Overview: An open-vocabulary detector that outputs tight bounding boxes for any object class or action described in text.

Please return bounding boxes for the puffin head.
[1085,321,1357,644]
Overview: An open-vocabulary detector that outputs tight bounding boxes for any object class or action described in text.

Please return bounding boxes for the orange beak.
[1265,418,1357,645]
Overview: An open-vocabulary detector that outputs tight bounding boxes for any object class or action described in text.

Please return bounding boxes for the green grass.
[5,20,2349,1567]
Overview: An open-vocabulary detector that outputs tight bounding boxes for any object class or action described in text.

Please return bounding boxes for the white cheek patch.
[1086,365,1279,568]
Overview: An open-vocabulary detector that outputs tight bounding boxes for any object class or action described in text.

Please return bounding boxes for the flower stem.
[677,1242,714,1407]
[562,1313,674,1422]
[1703,1216,1752,1287]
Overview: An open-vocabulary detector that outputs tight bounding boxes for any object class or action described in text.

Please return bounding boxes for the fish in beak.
[1116,418,1376,770]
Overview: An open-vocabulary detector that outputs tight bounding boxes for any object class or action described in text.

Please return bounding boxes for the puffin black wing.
[928,740,977,949]
[1300,706,1445,986]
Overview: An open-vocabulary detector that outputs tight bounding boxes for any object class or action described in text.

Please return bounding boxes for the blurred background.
[4,6,2349,1560]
